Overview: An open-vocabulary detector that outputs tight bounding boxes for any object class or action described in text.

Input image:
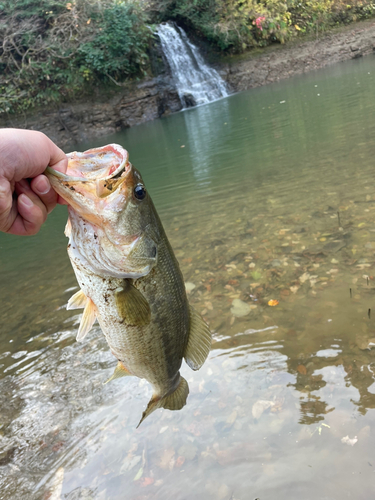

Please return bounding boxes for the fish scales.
[46,144,211,426]
[72,238,189,386]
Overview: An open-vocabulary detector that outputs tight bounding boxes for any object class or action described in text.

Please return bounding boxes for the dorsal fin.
[184,305,212,371]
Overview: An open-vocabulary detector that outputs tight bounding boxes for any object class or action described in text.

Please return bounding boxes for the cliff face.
[1,20,375,148]
[0,78,182,148]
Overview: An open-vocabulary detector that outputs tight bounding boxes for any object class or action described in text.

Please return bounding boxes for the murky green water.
[2,55,375,499]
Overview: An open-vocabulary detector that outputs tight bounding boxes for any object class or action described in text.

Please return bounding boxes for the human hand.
[0,129,68,235]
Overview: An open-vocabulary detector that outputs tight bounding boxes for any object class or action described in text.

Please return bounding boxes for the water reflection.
[182,98,230,183]
[1,56,375,499]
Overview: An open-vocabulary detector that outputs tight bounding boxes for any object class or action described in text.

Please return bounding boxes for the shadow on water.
[1,56,375,499]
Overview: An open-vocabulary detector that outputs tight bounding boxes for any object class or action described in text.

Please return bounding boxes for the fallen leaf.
[299,272,310,283]
[268,299,279,306]
[297,364,307,375]
[185,282,195,293]
[157,448,175,470]
[133,466,143,481]
[120,455,141,473]
[140,477,154,487]
[226,410,238,426]
[175,456,185,468]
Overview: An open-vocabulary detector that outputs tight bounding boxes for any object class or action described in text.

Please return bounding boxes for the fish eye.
[134,184,147,200]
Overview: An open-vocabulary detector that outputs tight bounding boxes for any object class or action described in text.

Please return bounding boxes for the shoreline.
[1,19,374,148]
[223,19,375,93]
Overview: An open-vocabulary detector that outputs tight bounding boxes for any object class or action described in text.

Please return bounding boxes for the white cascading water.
[157,22,228,107]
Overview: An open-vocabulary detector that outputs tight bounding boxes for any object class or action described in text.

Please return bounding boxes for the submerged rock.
[230,299,251,317]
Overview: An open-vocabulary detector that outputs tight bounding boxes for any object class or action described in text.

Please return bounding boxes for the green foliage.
[152,0,375,52]
[79,3,151,78]
[1,0,375,115]
[1,0,66,18]
[0,0,153,115]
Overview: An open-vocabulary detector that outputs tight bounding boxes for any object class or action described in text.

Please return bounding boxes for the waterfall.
[157,23,228,108]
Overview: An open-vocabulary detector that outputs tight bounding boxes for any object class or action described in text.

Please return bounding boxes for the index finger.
[47,140,68,174]
[0,129,68,181]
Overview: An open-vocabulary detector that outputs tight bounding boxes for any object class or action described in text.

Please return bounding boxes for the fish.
[46,144,211,427]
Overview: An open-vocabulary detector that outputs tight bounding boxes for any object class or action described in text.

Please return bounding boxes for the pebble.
[270,259,282,267]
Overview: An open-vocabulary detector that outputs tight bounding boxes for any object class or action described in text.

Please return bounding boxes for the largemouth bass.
[46,144,211,426]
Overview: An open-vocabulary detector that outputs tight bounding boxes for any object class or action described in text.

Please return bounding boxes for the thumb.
[0,177,15,233]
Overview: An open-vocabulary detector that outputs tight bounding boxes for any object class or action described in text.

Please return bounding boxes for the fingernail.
[19,194,33,208]
[34,176,50,195]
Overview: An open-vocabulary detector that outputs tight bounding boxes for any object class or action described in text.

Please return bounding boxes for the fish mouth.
[46,144,130,200]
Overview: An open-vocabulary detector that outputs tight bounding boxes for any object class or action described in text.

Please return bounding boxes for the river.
[1,55,375,499]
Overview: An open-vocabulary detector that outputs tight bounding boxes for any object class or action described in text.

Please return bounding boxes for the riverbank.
[1,19,374,148]
[224,18,375,93]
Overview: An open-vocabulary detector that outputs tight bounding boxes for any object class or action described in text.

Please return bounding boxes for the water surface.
[1,56,375,499]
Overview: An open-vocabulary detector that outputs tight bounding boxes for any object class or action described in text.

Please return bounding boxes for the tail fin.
[137,376,189,428]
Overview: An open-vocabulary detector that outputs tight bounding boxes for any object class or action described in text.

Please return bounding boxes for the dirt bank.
[224,19,375,92]
[1,19,375,148]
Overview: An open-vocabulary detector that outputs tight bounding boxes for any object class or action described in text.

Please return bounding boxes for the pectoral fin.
[76,298,97,342]
[115,280,151,326]
[184,305,212,371]
[137,376,189,428]
[67,289,87,310]
[104,361,131,385]
[65,218,72,238]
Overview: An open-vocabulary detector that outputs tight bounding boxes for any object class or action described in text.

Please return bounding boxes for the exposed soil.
[223,19,375,93]
[1,19,375,148]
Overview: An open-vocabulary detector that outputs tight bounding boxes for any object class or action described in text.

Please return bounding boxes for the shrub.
[1,0,375,115]
[0,0,152,115]
[151,0,375,52]
[78,2,151,80]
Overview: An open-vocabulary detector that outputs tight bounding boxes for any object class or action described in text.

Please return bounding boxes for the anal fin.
[67,289,87,310]
[115,280,151,326]
[104,361,131,385]
[184,305,212,371]
[76,298,97,342]
[137,376,189,428]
